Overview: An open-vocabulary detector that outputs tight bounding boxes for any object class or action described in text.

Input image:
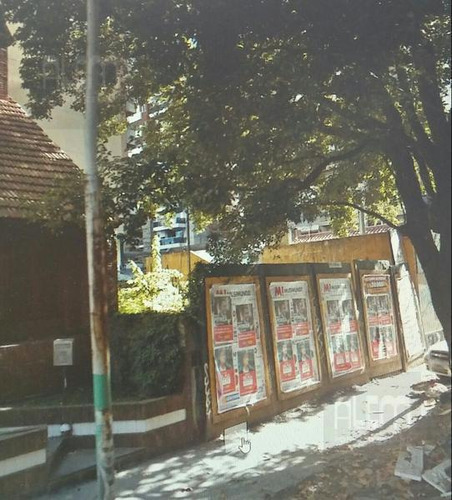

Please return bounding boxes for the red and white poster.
[292,297,310,336]
[269,281,320,393]
[296,339,315,381]
[238,349,258,396]
[346,333,362,369]
[210,283,267,413]
[331,335,350,373]
[235,303,258,348]
[319,277,365,378]
[273,299,293,340]
[362,274,398,361]
[211,295,234,344]
[277,340,297,382]
[214,346,236,395]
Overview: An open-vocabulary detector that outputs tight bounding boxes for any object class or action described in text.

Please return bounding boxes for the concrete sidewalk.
[40,366,436,499]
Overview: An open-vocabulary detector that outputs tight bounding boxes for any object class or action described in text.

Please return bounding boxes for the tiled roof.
[292,224,390,243]
[0,98,81,218]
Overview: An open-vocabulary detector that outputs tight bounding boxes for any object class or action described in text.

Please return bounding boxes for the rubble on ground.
[292,382,451,500]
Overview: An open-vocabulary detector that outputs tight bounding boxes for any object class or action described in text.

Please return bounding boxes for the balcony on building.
[160,236,188,250]
[173,217,187,227]
[152,215,187,231]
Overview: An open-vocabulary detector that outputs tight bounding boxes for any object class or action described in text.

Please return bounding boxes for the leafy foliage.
[26,166,86,233]
[110,312,184,398]
[184,262,217,324]
[27,145,180,244]
[118,260,187,314]
[8,3,449,232]
[100,147,182,243]
[3,1,451,341]
[6,1,449,245]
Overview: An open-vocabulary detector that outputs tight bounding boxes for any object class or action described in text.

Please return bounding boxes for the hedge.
[110,312,185,399]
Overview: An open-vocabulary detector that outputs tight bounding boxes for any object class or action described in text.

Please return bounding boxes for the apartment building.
[117,102,210,275]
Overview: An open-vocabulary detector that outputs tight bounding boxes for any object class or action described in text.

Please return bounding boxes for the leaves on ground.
[291,402,451,500]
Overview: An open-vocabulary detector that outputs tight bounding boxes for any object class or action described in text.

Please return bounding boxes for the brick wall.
[0,220,90,345]
[0,335,91,403]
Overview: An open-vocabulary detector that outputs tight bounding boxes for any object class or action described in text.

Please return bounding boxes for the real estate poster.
[210,283,267,413]
[211,295,233,344]
[296,338,316,382]
[269,281,320,393]
[274,299,292,340]
[319,277,364,378]
[362,274,398,361]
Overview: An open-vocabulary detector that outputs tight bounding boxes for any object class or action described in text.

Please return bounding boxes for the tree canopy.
[3,0,451,342]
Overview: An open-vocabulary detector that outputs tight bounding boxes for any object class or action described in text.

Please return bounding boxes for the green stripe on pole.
[93,374,112,411]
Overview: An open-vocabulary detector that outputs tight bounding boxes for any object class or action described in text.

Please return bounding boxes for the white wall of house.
[7,28,124,170]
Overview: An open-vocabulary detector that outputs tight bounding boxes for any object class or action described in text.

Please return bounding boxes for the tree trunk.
[426,144,452,355]
[407,224,451,355]
[388,141,451,355]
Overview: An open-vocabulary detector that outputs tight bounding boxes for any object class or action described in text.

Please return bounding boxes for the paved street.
[41,366,437,499]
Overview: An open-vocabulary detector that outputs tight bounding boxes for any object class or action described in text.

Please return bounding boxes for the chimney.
[0,19,12,100]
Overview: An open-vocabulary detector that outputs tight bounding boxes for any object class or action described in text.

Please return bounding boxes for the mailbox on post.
[53,338,74,392]
[53,338,74,366]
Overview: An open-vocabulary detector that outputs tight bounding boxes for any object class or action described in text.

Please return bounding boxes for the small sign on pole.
[53,339,74,367]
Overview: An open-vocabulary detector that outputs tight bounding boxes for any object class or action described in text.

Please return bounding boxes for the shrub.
[110,312,184,399]
[118,261,187,314]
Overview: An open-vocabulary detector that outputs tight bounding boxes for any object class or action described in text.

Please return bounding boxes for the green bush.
[118,261,187,314]
[110,312,184,399]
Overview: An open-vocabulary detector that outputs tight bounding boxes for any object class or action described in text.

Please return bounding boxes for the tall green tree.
[3,0,451,347]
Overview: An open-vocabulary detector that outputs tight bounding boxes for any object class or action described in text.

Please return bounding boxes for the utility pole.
[85,0,115,498]
[358,209,367,235]
[357,184,367,235]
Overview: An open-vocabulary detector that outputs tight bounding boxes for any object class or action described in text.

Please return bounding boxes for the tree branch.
[321,97,388,133]
[292,142,369,191]
[385,139,432,234]
[411,41,451,153]
[280,152,324,166]
[320,124,370,143]
[411,149,436,199]
[310,201,404,231]
[395,65,441,179]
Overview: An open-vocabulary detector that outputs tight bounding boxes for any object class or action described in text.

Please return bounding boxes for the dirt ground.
[290,386,451,500]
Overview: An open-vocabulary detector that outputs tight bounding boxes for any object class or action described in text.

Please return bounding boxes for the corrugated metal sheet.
[0,98,80,218]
